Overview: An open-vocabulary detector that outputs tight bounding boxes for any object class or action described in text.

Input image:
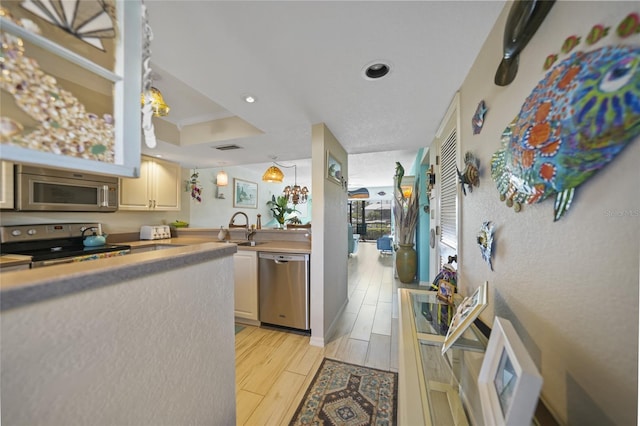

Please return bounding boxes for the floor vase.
[396,243,417,283]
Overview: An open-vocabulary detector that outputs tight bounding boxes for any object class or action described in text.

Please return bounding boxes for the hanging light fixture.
[262,164,284,183]
[262,158,309,204]
[283,164,309,205]
[141,87,170,117]
[216,169,228,186]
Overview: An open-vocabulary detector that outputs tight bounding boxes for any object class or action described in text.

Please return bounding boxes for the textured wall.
[1,257,236,425]
[310,123,349,346]
[458,2,639,424]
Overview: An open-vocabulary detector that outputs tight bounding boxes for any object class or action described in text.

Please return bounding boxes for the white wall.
[310,123,349,346]
[187,164,312,229]
[458,2,639,424]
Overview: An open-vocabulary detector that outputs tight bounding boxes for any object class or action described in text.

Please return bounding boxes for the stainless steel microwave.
[15,165,118,212]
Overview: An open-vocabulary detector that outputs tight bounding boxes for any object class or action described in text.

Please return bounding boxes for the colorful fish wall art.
[491,45,640,221]
[457,151,480,196]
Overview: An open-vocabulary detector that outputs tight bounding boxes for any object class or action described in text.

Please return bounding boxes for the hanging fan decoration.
[20,0,116,51]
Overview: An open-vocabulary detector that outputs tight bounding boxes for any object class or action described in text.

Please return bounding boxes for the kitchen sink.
[236,241,265,247]
[227,240,264,247]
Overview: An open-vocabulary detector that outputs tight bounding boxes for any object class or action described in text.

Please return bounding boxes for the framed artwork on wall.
[478,316,543,426]
[233,178,258,208]
[326,150,342,185]
[442,280,488,354]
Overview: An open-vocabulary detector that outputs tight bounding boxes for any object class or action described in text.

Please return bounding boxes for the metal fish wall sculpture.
[491,45,640,221]
[457,151,480,196]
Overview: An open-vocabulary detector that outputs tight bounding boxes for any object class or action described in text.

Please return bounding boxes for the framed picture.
[233,178,258,208]
[442,281,488,354]
[326,151,342,185]
[436,279,455,305]
[478,317,543,426]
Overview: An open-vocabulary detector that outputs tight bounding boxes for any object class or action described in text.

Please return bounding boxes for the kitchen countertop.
[0,242,236,311]
[0,234,311,311]
[128,237,311,254]
[0,254,32,268]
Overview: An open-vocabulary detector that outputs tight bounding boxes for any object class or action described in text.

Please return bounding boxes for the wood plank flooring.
[235,241,420,425]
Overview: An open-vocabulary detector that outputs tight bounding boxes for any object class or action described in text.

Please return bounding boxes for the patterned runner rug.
[289,358,398,425]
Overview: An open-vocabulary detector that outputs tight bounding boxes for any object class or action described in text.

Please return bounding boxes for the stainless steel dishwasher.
[259,252,310,331]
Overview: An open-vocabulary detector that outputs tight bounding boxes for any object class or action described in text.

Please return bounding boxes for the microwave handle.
[100,185,109,207]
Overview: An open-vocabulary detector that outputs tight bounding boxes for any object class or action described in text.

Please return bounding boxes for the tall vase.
[396,243,417,283]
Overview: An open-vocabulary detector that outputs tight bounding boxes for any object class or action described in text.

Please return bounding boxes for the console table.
[398,288,488,425]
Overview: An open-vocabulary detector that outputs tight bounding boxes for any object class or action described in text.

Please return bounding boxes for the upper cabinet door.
[0,0,142,177]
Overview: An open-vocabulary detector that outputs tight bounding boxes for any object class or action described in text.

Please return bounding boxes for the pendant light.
[262,164,284,183]
[262,157,309,204]
[141,87,170,117]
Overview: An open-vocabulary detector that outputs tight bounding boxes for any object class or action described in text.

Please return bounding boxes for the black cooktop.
[1,237,130,262]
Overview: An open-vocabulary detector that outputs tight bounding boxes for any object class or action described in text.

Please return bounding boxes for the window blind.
[440,128,458,250]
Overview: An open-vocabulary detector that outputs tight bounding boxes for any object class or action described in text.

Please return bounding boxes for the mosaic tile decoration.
[289,358,398,426]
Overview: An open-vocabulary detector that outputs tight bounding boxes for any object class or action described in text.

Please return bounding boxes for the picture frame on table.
[478,316,543,426]
[442,281,488,354]
[436,279,455,305]
[233,178,258,208]
[326,151,342,185]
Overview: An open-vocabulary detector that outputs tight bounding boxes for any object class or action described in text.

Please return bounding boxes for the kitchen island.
[1,242,238,425]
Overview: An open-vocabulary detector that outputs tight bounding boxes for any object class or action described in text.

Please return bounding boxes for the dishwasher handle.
[259,252,309,262]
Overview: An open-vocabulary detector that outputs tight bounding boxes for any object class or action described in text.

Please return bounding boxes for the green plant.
[266,195,299,226]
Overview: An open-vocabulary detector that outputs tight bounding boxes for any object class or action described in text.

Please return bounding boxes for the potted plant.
[266,195,298,228]
[393,162,419,283]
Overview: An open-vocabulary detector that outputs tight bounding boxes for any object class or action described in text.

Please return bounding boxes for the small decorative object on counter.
[256,214,262,229]
[491,45,640,221]
[218,226,227,241]
[169,220,188,228]
[477,221,495,271]
[457,151,480,196]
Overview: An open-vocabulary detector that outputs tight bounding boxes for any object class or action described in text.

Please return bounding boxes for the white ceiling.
[143,1,505,188]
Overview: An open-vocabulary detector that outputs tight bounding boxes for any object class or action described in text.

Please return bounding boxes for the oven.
[0,223,130,269]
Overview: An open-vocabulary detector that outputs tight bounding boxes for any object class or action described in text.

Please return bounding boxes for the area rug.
[289,358,398,426]
[234,325,245,334]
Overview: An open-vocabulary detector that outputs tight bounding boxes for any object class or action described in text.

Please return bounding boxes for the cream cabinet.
[234,250,259,323]
[0,161,14,209]
[0,2,142,177]
[119,156,181,211]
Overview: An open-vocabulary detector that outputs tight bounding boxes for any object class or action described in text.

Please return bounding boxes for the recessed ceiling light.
[244,95,257,103]
[155,154,163,158]
[362,60,391,80]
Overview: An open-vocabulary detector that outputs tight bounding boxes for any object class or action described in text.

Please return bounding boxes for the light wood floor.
[235,241,420,425]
